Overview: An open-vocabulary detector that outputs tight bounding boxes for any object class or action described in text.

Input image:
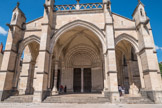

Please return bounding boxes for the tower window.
[13,13,17,21]
[140,8,144,17]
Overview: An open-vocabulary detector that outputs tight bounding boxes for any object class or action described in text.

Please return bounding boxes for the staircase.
[43,94,110,104]
[3,95,33,103]
[120,96,154,104]
[2,94,154,104]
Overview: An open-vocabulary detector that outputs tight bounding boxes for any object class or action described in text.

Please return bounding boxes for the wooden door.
[83,68,91,93]
[73,68,81,93]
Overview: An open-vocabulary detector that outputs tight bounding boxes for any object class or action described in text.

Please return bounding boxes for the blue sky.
[0,0,162,62]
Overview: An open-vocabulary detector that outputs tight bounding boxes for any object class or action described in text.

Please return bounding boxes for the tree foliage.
[159,63,162,77]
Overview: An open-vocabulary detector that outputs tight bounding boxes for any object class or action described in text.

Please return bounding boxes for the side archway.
[18,35,40,55]
[13,35,40,95]
[115,33,139,53]
[115,34,144,96]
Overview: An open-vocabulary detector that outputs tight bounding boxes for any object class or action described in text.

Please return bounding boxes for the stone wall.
[0,43,3,70]
[0,53,3,70]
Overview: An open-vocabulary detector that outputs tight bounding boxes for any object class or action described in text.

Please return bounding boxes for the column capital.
[54,60,59,64]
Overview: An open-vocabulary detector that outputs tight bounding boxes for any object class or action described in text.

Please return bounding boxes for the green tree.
[159,63,162,77]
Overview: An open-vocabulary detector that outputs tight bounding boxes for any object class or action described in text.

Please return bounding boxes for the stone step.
[119,97,154,104]
[3,95,33,103]
[43,96,110,103]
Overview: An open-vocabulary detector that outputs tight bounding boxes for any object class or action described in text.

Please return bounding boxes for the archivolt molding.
[65,44,101,68]
[18,35,40,55]
[50,20,106,54]
[56,32,101,60]
[115,33,139,53]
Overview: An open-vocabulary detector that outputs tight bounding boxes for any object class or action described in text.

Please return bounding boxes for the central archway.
[49,20,106,94]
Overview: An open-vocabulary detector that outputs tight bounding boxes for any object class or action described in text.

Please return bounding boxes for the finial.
[138,0,141,3]
[76,0,80,4]
[17,2,20,7]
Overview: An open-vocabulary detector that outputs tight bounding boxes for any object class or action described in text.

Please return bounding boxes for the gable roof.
[132,1,145,17]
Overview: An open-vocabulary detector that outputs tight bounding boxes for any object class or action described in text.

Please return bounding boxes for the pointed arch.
[115,33,139,52]
[50,20,106,54]
[18,35,40,54]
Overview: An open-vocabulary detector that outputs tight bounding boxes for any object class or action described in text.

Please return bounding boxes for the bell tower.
[133,0,162,103]
[0,2,26,101]
[10,2,26,29]
[132,0,149,27]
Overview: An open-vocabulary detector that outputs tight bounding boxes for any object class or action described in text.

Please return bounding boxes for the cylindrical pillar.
[81,68,84,93]
[52,61,59,95]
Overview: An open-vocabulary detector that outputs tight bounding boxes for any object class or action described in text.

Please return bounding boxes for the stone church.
[0,0,162,104]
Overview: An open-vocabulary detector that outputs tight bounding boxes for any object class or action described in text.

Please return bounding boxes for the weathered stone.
[0,0,162,104]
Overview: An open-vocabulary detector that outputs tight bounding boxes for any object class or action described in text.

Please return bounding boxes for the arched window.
[140,8,144,17]
[13,13,17,21]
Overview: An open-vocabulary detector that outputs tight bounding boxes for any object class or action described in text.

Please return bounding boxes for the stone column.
[26,61,36,94]
[0,49,17,101]
[47,54,53,91]
[52,61,59,95]
[12,53,21,90]
[33,50,50,102]
[18,47,32,95]
[33,0,54,102]
[127,60,133,85]
[103,0,119,102]
[103,54,109,92]
[81,68,84,93]
[137,54,145,89]
[32,25,52,102]
[106,50,119,102]
[139,49,162,103]
[61,62,65,87]
[0,29,23,101]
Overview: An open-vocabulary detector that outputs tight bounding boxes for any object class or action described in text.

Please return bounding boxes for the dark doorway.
[57,70,61,90]
[73,68,81,93]
[84,68,91,93]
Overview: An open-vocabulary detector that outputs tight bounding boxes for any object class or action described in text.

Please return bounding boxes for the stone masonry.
[0,0,162,104]
[0,43,3,70]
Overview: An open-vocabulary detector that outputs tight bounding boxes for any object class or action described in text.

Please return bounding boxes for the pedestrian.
[59,85,64,93]
[122,86,125,96]
[118,85,123,96]
[64,85,67,93]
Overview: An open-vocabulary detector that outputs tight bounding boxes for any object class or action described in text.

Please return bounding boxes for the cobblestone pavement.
[0,103,162,108]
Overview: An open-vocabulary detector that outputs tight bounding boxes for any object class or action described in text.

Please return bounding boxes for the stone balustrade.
[54,3,103,11]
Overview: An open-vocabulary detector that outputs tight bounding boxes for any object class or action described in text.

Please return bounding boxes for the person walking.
[118,85,123,96]
[59,85,64,93]
[64,85,67,93]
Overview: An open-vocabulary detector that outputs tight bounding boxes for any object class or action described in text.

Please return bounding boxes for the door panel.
[84,68,91,93]
[73,68,81,93]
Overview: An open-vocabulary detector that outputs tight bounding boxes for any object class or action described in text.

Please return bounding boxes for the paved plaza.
[0,103,162,108]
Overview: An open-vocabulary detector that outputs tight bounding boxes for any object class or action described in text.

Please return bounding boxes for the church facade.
[0,0,162,103]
